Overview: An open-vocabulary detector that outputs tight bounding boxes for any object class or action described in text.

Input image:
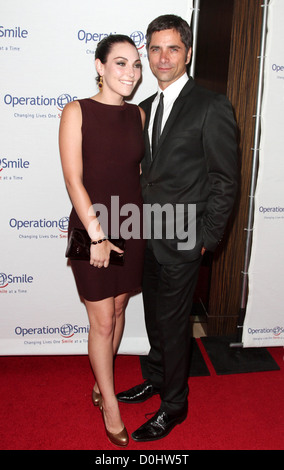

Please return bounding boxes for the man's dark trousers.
[142,243,203,415]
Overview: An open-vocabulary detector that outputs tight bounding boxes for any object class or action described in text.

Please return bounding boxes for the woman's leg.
[113,293,129,355]
[85,292,128,433]
[92,292,129,395]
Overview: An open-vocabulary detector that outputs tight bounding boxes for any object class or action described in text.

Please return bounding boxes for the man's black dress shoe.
[116,380,159,404]
[131,408,187,442]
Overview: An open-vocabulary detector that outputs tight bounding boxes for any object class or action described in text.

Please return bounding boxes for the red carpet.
[0,340,283,451]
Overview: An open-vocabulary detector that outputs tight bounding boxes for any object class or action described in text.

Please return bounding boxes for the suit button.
[147,182,153,186]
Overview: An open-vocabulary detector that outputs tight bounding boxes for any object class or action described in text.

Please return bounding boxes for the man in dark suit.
[117,14,238,442]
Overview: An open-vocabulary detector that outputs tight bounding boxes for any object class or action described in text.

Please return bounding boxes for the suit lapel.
[144,98,154,156]
[155,96,184,152]
[142,94,156,162]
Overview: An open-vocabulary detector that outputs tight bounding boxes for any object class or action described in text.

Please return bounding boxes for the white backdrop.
[242,0,284,347]
[0,0,193,355]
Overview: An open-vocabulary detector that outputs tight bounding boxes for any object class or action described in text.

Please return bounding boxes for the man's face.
[148,29,192,90]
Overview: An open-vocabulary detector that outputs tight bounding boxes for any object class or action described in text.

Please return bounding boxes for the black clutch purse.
[65,228,125,266]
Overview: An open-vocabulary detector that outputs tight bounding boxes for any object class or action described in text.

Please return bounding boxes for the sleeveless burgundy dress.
[68,98,146,301]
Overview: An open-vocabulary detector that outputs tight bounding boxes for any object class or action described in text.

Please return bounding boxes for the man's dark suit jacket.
[140,77,238,264]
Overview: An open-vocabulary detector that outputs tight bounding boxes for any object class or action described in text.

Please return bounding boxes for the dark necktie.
[152,92,164,156]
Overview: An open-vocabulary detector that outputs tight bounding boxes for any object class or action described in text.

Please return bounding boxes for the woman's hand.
[90,240,124,268]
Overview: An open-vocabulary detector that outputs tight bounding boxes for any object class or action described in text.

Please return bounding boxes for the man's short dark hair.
[146,14,193,52]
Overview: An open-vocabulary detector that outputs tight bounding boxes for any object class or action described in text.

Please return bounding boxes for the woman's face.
[96,42,142,98]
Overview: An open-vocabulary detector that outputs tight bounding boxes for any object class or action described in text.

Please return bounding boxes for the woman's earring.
[98,76,103,91]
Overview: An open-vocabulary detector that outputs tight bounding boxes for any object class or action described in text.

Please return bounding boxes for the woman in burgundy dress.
[59,35,145,447]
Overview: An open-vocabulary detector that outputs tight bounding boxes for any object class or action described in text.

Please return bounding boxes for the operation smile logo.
[9,216,69,239]
[247,326,284,338]
[258,205,284,220]
[77,29,146,49]
[0,157,29,171]
[0,272,33,290]
[78,29,147,57]
[0,156,30,182]
[15,323,90,339]
[2,93,77,119]
[0,25,28,53]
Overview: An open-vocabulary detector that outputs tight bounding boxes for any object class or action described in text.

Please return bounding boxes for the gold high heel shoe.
[92,389,101,407]
[99,398,129,447]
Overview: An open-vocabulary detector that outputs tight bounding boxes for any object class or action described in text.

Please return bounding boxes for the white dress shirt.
[148,73,189,150]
